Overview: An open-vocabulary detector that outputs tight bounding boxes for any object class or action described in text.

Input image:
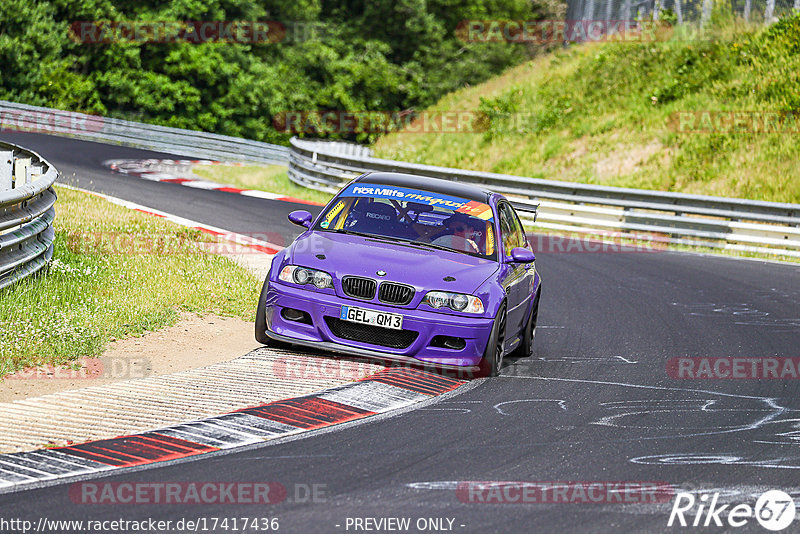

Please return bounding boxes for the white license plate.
[340,306,403,330]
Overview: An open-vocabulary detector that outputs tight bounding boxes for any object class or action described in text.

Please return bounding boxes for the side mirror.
[288,210,313,229]
[509,247,535,263]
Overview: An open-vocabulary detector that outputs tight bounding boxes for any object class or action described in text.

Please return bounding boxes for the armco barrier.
[0,100,288,166]
[0,142,58,289]
[287,137,800,257]
[3,101,799,259]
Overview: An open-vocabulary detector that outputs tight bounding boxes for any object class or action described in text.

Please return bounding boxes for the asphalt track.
[2,131,800,533]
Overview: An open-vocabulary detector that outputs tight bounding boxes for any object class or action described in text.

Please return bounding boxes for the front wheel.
[254,278,290,348]
[477,302,507,378]
[255,278,271,344]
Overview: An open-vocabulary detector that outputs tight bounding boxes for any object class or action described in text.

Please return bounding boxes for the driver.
[432,213,481,253]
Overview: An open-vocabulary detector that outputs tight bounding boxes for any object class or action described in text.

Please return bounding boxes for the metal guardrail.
[0,100,289,166]
[0,142,58,289]
[567,0,798,32]
[288,137,800,258]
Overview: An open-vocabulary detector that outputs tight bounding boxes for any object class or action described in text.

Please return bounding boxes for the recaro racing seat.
[345,200,408,238]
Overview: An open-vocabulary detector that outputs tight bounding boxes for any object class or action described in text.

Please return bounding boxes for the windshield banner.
[342,183,494,220]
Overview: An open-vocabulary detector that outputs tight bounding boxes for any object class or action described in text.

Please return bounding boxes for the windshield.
[314,183,497,260]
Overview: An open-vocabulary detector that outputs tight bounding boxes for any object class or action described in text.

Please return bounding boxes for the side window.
[498,203,516,255]
[509,206,528,249]
[498,203,527,254]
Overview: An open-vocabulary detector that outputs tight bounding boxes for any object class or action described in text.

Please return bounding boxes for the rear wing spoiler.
[510,202,539,223]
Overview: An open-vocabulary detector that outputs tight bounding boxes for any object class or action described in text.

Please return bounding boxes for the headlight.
[450,293,469,311]
[279,265,334,289]
[313,270,333,289]
[426,291,449,309]
[294,268,310,284]
[422,291,484,314]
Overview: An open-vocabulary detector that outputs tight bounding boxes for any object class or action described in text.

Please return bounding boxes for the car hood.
[287,232,498,294]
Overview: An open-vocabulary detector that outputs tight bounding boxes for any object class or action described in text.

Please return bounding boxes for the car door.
[498,202,529,339]
[508,202,536,325]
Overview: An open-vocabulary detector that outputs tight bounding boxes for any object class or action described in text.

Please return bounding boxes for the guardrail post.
[701,0,712,26]
[0,152,12,191]
[13,157,31,189]
[29,164,43,183]
[765,0,776,21]
[623,0,632,25]
[583,0,596,21]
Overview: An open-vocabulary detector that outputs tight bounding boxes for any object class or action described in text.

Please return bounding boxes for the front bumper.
[264,280,493,369]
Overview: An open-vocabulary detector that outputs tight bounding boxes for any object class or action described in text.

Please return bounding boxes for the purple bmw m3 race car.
[255,172,541,378]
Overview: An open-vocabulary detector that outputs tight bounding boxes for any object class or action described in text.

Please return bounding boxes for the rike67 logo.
[668,490,796,531]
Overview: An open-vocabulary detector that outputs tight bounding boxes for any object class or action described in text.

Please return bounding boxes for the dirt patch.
[566,137,590,161]
[594,139,666,180]
[0,313,260,402]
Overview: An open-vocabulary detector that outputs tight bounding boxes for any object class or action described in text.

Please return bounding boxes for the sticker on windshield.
[456,201,493,220]
[342,183,494,221]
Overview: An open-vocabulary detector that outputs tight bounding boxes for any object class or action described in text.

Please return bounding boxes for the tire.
[512,286,540,358]
[255,278,272,344]
[477,302,507,378]
[255,278,291,349]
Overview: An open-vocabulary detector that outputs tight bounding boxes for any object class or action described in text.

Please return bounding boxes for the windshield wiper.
[408,240,473,256]
[327,229,476,257]
[328,229,410,244]
[328,228,381,239]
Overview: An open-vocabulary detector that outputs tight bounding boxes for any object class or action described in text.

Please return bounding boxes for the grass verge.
[0,185,261,376]
[192,164,333,205]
